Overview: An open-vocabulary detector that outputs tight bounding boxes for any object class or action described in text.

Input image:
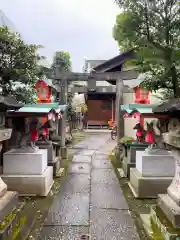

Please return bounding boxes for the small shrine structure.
[34,79,57,103]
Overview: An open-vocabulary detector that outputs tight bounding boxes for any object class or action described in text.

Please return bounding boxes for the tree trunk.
[171,65,180,98]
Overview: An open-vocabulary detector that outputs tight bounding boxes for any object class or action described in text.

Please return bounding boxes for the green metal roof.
[134,108,153,114]
[121,104,155,114]
[17,103,67,114]
[17,107,53,113]
[24,103,67,111]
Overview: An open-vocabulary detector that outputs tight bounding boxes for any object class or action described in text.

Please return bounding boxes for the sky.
[1,0,120,71]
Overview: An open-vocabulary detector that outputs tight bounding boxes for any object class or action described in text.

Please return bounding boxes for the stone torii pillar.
[115,78,124,157]
[55,69,68,159]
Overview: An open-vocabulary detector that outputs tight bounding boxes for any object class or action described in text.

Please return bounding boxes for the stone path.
[40,134,139,240]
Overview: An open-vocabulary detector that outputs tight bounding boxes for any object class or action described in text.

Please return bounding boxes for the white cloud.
[1,0,120,71]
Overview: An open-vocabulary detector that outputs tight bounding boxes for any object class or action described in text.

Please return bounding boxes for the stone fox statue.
[133,122,145,142]
[16,117,41,148]
[38,119,61,143]
[16,118,61,148]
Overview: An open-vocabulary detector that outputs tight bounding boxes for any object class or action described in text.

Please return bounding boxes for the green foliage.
[150,217,164,240]
[120,136,134,143]
[0,26,44,103]
[51,51,75,118]
[51,51,72,73]
[113,0,180,98]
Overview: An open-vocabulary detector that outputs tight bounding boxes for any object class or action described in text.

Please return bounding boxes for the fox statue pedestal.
[122,145,147,178]
[140,132,180,240]
[2,147,54,196]
[0,174,18,223]
[36,141,61,177]
[158,132,180,228]
[0,128,19,240]
[129,149,175,198]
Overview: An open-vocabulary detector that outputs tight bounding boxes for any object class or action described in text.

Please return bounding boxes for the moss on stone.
[8,216,26,240]
[0,212,16,230]
[150,217,164,240]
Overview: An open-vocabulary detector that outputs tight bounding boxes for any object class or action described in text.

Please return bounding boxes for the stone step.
[0,201,24,240]
[141,207,180,240]
[140,214,153,239]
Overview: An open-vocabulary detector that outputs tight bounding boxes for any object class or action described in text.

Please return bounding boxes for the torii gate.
[52,69,138,157]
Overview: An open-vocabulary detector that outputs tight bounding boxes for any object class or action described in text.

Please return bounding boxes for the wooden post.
[115,78,124,158]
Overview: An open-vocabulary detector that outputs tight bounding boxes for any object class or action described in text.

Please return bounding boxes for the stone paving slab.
[44,193,89,226]
[80,150,95,156]
[40,226,89,240]
[91,183,129,209]
[68,163,91,174]
[90,209,139,240]
[93,153,109,160]
[72,155,91,163]
[61,174,90,194]
[91,169,119,185]
[92,158,112,169]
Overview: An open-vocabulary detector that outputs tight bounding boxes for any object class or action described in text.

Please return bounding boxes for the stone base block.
[158,194,180,229]
[122,158,135,178]
[48,157,60,176]
[3,149,47,175]
[127,146,147,163]
[0,191,18,222]
[61,147,68,159]
[129,168,172,198]
[2,167,54,196]
[117,168,125,178]
[36,141,54,162]
[136,150,174,177]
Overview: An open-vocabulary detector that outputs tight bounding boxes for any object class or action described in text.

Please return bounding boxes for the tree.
[0,26,44,103]
[113,0,180,98]
[51,51,72,73]
[51,51,75,119]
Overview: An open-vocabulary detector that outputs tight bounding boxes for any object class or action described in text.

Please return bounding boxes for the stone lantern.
[0,96,22,237]
[158,131,180,228]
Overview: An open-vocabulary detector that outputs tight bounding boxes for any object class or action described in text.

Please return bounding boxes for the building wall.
[123,93,136,138]
[122,91,162,138]
[85,94,115,126]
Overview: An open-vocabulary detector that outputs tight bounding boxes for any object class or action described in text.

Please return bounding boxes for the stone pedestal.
[158,148,180,228]
[36,141,61,176]
[122,146,147,178]
[3,149,47,175]
[140,207,180,239]
[0,178,18,223]
[129,150,175,198]
[36,141,54,162]
[136,150,174,177]
[2,148,53,196]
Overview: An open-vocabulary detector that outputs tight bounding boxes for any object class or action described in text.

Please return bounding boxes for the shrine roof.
[24,103,67,110]
[93,49,135,73]
[36,78,57,89]
[121,104,155,114]
[93,49,137,85]
[0,96,23,111]
[153,99,180,113]
[7,103,67,117]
